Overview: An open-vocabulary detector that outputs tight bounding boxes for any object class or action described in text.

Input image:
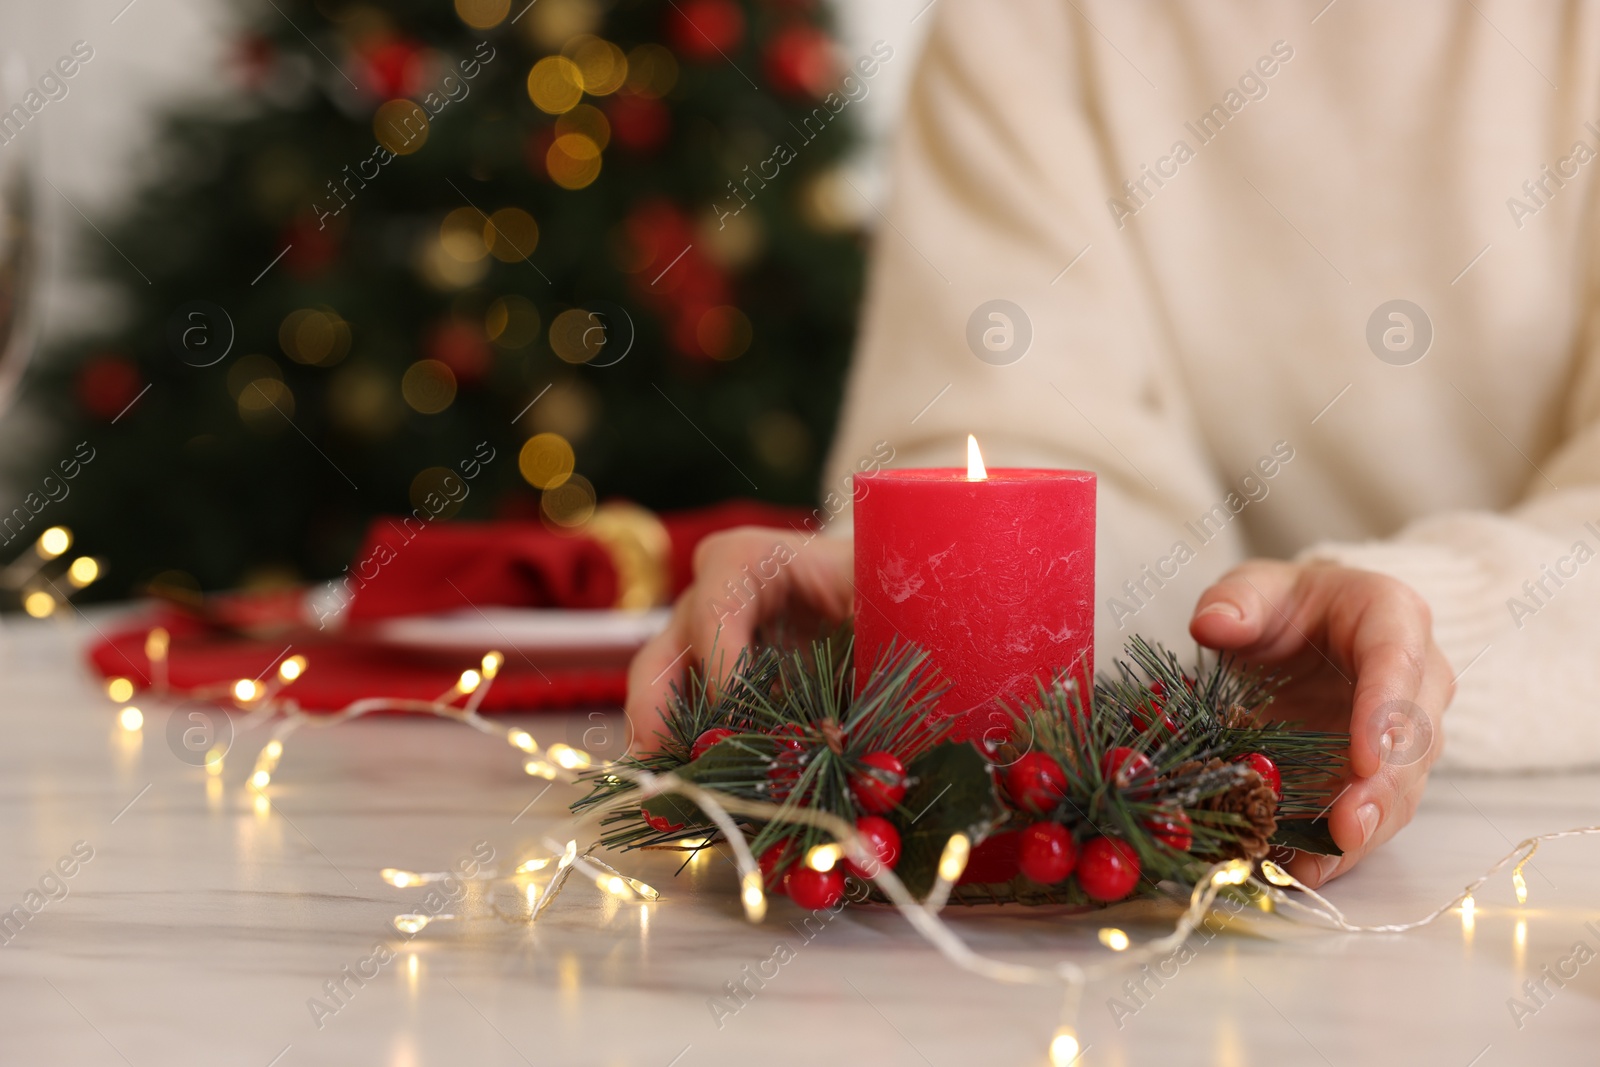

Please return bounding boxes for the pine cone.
[1199,769,1279,861]
[1224,703,1259,729]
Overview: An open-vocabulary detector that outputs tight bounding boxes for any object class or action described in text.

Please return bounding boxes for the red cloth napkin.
[86,501,813,712]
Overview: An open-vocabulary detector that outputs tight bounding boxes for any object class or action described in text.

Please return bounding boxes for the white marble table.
[1,613,1597,1067]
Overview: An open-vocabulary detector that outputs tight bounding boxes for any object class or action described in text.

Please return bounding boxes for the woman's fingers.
[1188,559,1304,659]
[623,528,854,744]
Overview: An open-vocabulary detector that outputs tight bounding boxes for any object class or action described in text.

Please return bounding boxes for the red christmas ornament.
[665,0,745,63]
[1004,752,1067,814]
[280,214,341,280]
[1238,753,1282,798]
[786,866,845,909]
[1077,837,1142,902]
[1147,809,1193,852]
[607,95,671,154]
[844,816,901,879]
[766,724,807,800]
[232,33,277,92]
[762,24,834,97]
[1017,822,1077,885]
[75,354,142,422]
[640,807,685,835]
[759,840,795,892]
[849,751,906,814]
[691,727,737,761]
[1101,747,1154,786]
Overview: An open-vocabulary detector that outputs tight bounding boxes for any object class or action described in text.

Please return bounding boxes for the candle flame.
[966,435,988,481]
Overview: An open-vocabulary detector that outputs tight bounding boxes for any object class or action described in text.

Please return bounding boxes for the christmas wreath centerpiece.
[572,632,1346,909]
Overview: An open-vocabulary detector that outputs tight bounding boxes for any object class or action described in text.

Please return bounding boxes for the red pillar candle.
[852,439,1095,743]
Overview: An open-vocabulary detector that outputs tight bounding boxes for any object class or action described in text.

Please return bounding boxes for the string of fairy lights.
[3,526,105,618]
[99,630,1600,1065]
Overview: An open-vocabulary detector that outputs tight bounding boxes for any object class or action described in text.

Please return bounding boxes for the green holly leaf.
[892,743,1006,899]
[1270,818,1342,856]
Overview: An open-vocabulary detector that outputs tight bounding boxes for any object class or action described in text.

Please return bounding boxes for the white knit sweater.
[823,0,1600,769]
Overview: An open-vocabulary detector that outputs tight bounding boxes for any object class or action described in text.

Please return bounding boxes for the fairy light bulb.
[1461,894,1477,935]
[118,706,143,732]
[66,556,100,587]
[740,869,767,923]
[596,874,630,897]
[233,679,262,702]
[382,869,424,888]
[507,729,537,753]
[106,677,134,702]
[145,627,169,662]
[278,655,307,682]
[481,651,503,679]
[1210,858,1252,887]
[547,743,591,770]
[1098,927,1130,952]
[515,857,552,874]
[456,669,482,694]
[524,759,559,779]
[22,591,54,618]
[1512,866,1529,904]
[937,833,971,882]
[1259,860,1295,887]
[205,747,225,775]
[624,877,660,902]
[263,739,284,761]
[806,843,842,872]
[37,526,71,559]
[250,770,271,790]
[557,840,578,870]
[1048,1026,1081,1066]
[392,914,432,935]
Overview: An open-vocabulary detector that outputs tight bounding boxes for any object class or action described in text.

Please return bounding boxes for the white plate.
[371,607,672,654]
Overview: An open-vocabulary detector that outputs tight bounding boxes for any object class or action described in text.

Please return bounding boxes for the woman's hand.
[624,528,854,746]
[1190,559,1454,888]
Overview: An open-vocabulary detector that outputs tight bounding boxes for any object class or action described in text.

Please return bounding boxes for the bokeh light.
[554,104,611,151]
[486,295,541,348]
[518,432,575,489]
[484,208,540,262]
[409,466,468,518]
[401,360,458,414]
[237,377,296,427]
[527,56,584,114]
[541,473,596,527]
[624,44,678,98]
[546,133,602,190]
[440,207,490,262]
[454,0,510,29]
[548,307,608,364]
[565,36,628,95]
[374,99,430,155]
[278,308,352,366]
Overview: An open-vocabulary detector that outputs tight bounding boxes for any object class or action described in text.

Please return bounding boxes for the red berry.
[849,751,907,814]
[1017,822,1077,885]
[773,723,807,751]
[640,807,685,835]
[1149,680,1167,702]
[1101,747,1154,785]
[1131,703,1178,735]
[1238,753,1282,798]
[1004,752,1067,814]
[758,841,795,893]
[786,866,845,909]
[691,727,736,760]
[1077,837,1142,902]
[844,816,901,879]
[1147,809,1193,852]
[665,0,744,62]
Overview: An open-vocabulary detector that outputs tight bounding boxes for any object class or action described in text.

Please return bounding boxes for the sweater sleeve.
[823,0,1249,666]
[1299,325,1600,769]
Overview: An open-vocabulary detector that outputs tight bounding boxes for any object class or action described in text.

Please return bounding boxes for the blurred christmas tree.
[16,0,866,600]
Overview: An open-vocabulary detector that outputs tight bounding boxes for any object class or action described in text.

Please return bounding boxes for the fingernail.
[1356,803,1380,845]
[1196,602,1242,621]
[1313,854,1342,885]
